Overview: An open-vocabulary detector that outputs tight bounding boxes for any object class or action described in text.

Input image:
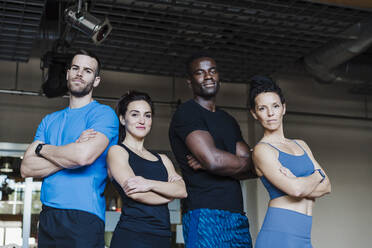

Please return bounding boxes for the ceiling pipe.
[304,17,372,85]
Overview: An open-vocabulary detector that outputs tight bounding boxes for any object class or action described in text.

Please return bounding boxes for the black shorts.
[38,205,105,248]
[110,227,171,248]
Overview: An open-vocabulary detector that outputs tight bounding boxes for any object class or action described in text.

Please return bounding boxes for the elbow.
[325,183,332,195]
[20,166,28,178]
[20,163,30,178]
[288,185,308,198]
[180,190,188,199]
[75,150,97,166]
[289,190,303,198]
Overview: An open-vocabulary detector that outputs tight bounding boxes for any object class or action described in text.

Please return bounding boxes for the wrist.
[314,169,325,183]
[35,143,45,157]
[146,179,155,191]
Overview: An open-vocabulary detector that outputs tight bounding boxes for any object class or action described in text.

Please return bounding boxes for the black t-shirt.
[169,99,244,214]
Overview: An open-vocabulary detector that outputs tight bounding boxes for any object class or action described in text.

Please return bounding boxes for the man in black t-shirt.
[169,52,256,247]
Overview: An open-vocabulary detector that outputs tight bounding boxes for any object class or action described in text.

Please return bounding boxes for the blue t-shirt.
[34,100,119,221]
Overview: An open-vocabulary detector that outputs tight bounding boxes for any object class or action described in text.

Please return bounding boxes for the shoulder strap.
[258,142,281,152]
[118,143,131,154]
[151,151,162,161]
[292,140,306,153]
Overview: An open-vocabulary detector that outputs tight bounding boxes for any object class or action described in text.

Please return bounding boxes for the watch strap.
[35,143,45,157]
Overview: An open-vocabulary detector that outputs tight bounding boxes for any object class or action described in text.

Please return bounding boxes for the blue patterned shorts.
[182,208,252,248]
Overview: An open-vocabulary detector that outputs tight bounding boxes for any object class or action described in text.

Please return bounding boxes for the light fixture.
[0,162,13,173]
[64,0,112,45]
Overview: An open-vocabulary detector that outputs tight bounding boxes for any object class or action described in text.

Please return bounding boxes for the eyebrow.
[71,64,94,71]
[192,66,217,73]
[129,110,152,114]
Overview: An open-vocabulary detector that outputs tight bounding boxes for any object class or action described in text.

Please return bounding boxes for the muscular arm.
[107,146,173,205]
[20,141,63,178]
[253,143,324,198]
[185,130,252,176]
[38,132,109,169]
[231,141,257,179]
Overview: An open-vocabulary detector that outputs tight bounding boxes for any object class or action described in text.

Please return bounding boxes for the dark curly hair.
[249,75,285,110]
[116,90,155,143]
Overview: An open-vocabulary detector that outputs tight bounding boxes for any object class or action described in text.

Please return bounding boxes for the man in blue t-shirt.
[169,52,257,247]
[21,50,118,248]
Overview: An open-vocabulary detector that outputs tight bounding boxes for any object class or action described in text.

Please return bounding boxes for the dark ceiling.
[1,0,372,83]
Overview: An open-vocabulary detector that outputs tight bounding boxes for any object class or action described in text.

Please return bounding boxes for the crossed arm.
[185,130,256,179]
[295,140,331,198]
[253,141,331,199]
[107,145,187,205]
[21,129,109,178]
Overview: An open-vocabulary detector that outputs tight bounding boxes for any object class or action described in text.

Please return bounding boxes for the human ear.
[250,109,258,120]
[186,78,192,89]
[119,115,126,126]
[93,76,101,87]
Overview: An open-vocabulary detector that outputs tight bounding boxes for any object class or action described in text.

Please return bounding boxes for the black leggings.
[110,227,171,248]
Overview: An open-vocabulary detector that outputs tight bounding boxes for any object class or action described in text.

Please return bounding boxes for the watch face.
[35,143,44,156]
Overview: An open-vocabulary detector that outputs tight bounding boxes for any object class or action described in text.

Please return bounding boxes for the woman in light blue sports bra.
[249,76,331,248]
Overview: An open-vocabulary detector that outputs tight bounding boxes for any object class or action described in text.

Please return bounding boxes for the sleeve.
[172,103,208,142]
[33,115,48,143]
[86,105,119,144]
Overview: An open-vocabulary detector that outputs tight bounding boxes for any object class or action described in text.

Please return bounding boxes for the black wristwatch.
[35,143,45,157]
[315,169,326,183]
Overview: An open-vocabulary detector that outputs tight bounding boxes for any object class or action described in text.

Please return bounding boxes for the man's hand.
[186,154,204,171]
[75,129,97,143]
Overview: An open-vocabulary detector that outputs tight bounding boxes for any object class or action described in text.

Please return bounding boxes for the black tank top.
[112,143,170,236]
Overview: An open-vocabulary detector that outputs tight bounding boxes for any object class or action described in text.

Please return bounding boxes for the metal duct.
[304,18,372,85]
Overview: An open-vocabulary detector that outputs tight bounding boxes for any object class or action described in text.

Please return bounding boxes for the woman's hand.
[123,176,152,195]
[75,129,97,143]
[279,166,296,178]
[169,174,183,182]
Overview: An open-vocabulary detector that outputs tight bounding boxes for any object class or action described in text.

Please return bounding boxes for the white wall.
[1,59,372,247]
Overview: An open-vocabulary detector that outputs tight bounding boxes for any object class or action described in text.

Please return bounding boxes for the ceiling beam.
[308,0,372,9]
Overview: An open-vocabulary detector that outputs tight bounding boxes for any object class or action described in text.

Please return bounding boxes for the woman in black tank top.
[107,91,187,248]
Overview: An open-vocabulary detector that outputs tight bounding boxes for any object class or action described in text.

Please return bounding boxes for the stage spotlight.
[65,5,112,45]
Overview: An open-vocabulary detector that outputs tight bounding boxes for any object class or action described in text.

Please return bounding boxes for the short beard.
[68,81,94,97]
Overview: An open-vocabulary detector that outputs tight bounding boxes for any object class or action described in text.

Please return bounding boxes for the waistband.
[261,207,312,238]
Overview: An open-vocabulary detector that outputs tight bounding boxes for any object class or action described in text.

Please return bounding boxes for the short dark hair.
[185,51,216,76]
[69,49,101,76]
[249,75,285,110]
[116,90,155,143]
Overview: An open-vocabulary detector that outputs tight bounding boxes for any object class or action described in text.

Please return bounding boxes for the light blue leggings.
[255,207,313,248]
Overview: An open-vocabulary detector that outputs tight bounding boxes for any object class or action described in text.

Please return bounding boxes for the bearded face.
[66,54,100,97]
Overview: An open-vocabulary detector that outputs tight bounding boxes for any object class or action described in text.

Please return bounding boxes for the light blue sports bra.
[260,140,315,200]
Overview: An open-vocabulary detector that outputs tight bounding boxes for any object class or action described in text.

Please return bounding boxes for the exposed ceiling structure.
[1,0,372,85]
